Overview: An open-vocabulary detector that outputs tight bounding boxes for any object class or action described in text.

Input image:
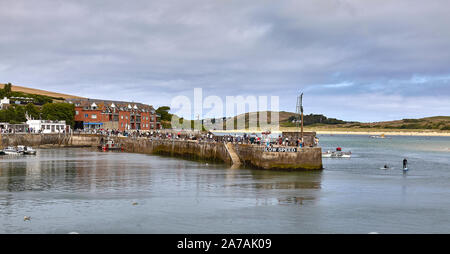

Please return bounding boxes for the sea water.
[0,135,449,233]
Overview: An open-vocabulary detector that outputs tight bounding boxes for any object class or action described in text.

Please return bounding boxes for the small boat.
[323,147,351,158]
[23,146,37,155]
[16,145,26,154]
[3,146,22,155]
[98,138,123,151]
[370,134,390,139]
[322,151,352,158]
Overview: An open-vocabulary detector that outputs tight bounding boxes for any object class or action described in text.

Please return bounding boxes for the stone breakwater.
[0,134,322,170]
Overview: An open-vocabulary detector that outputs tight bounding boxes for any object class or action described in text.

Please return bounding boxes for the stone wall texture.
[234,144,322,170]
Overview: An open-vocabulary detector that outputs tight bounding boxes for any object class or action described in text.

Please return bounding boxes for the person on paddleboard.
[403,158,408,170]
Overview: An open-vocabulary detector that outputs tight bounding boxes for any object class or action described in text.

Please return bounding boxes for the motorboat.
[23,146,37,155]
[370,134,390,139]
[323,147,351,158]
[98,138,123,151]
[3,146,22,155]
[16,145,26,154]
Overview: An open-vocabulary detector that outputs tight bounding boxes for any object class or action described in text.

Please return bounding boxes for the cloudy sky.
[1,0,449,122]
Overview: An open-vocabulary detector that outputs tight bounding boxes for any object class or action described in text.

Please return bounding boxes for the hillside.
[0,83,85,100]
[201,111,347,129]
[201,111,450,132]
[335,116,450,130]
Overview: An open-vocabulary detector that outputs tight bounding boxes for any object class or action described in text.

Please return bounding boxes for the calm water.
[0,135,449,233]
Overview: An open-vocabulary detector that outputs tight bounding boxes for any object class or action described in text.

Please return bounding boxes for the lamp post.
[300,93,303,140]
[296,92,304,140]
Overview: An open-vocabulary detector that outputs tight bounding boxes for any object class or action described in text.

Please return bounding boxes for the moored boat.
[23,146,37,155]
[323,147,351,158]
[16,145,26,154]
[98,138,123,151]
[3,146,22,155]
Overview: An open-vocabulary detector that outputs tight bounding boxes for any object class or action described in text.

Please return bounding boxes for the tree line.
[0,103,75,126]
[288,114,346,125]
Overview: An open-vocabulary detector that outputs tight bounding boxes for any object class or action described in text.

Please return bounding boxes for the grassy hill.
[335,116,450,130]
[202,111,347,130]
[203,112,450,132]
[0,83,85,100]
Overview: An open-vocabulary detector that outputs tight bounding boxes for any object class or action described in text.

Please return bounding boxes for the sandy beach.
[314,130,450,136]
[211,129,450,137]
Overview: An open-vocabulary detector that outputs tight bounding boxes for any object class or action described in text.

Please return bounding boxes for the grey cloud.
[0,0,449,121]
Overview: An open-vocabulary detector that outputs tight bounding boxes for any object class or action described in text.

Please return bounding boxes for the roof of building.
[66,98,156,113]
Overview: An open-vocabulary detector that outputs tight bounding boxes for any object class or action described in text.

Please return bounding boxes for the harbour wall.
[0,133,99,147]
[0,134,322,170]
[234,144,322,170]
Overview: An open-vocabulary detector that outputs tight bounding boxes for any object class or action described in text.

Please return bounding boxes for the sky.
[1,0,449,122]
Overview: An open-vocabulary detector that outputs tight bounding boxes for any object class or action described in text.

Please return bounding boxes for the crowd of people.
[4,126,318,148]
[215,134,319,148]
[87,128,319,148]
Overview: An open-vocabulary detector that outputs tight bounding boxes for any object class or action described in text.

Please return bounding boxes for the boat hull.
[323,151,352,158]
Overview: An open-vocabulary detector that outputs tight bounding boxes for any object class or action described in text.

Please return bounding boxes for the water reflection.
[1,135,450,233]
[0,148,323,206]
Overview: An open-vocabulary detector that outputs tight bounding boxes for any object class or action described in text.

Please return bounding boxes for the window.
[75,111,79,115]
[121,115,123,119]
[92,114,97,119]
[126,116,128,119]
[85,114,88,118]
[121,123,123,127]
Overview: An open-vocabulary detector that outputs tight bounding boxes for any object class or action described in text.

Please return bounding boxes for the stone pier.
[0,134,323,170]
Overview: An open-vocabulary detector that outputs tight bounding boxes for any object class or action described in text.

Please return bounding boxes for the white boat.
[322,150,352,158]
[16,145,26,154]
[15,145,37,155]
[24,146,37,155]
[370,134,390,139]
[3,146,22,155]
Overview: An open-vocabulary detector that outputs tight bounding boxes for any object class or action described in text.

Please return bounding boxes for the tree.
[41,103,75,127]
[156,106,172,121]
[25,103,41,119]
[0,105,27,123]
[4,83,12,97]
[14,106,27,123]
